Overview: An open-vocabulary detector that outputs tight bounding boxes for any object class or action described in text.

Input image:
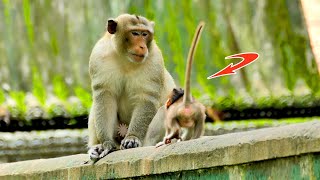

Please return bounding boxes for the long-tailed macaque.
[88,14,175,161]
[155,22,206,147]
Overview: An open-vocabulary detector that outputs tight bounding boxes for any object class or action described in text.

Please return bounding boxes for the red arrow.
[207,52,259,79]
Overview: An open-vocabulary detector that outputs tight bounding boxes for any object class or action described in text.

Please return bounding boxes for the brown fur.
[165,88,184,109]
[88,14,175,161]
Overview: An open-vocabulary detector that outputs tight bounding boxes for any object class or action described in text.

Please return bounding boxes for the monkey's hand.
[88,141,116,162]
[120,135,142,150]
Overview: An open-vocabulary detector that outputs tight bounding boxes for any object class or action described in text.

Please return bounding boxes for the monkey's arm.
[121,100,158,149]
[89,55,119,145]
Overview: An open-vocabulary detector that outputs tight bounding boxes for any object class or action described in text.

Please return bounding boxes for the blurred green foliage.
[0,0,319,119]
[32,67,46,105]
[8,91,26,119]
[53,76,69,101]
[207,117,319,130]
[74,86,92,111]
[47,103,68,118]
[0,90,5,104]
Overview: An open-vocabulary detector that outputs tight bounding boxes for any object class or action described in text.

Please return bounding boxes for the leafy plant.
[23,0,34,47]
[0,90,5,104]
[47,103,68,118]
[53,75,69,101]
[8,91,27,119]
[66,96,88,117]
[74,86,92,110]
[32,67,46,105]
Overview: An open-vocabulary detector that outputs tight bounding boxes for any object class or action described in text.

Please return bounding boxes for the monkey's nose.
[140,46,145,49]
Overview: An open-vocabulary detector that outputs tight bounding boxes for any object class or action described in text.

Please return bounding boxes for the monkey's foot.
[88,141,116,162]
[156,138,181,148]
[156,138,173,148]
[88,144,104,162]
[100,141,117,158]
[155,141,165,148]
[120,136,142,150]
[165,138,172,144]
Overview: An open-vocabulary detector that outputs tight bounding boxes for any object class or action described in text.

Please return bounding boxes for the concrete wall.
[0,129,87,163]
[0,121,319,179]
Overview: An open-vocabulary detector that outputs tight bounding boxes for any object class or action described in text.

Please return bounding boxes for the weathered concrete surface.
[0,129,87,163]
[139,153,320,179]
[0,121,319,179]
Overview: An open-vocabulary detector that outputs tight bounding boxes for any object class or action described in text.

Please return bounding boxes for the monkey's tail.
[183,21,205,106]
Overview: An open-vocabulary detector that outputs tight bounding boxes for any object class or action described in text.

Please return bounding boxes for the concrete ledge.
[0,129,87,163]
[0,121,319,179]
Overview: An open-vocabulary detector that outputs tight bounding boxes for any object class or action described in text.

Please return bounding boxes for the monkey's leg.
[121,101,157,149]
[88,107,99,147]
[87,107,102,161]
[144,106,166,146]
[155,123,170,148]
[88,92,118,160]
[180,127,193,141]
[192,118,205,139]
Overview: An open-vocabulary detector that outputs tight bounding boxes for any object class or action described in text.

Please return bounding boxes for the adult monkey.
[88,14,175,161]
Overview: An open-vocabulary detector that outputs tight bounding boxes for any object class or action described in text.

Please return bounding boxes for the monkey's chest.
[109,67,158,124]
[116,81,152,124]
[117,92,135,124]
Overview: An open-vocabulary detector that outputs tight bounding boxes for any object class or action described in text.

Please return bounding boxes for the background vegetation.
[0,0,319,119]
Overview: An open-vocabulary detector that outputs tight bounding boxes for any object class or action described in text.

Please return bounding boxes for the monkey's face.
[107,14,155,64]
[125,30,153,63]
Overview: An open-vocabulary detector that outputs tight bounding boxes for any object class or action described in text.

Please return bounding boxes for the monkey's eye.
[131,31,140,36]
[142,32,148,37]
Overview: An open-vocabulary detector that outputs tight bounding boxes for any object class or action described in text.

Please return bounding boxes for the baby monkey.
[157,22,206,147]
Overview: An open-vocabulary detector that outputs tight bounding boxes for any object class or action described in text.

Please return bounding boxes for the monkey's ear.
[107,19,117,34]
